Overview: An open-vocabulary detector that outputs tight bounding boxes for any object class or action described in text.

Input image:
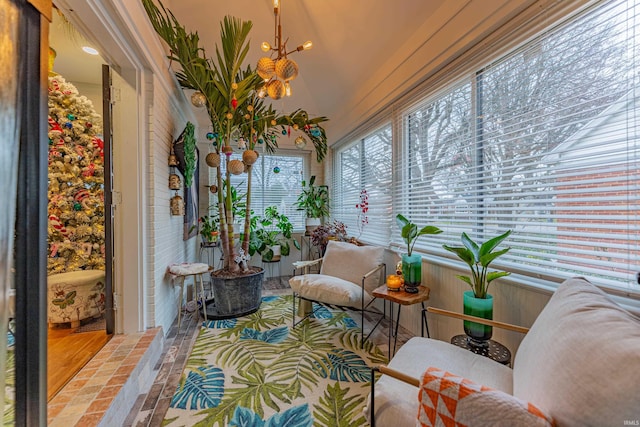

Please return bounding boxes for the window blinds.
[395,0,639,291]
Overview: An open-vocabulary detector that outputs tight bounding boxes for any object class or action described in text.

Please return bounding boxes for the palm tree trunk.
[241,163,253,258]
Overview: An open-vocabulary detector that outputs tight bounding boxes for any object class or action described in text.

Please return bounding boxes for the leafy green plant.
[249,206,300,261]
[395,214,442,256]
[443,230,512,299]
[295,175,330,218]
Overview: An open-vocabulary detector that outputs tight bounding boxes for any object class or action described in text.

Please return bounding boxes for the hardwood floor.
[47,325,112,401]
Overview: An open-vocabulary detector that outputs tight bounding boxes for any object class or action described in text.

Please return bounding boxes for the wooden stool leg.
[177,276,185,329]
[199,273,207,322]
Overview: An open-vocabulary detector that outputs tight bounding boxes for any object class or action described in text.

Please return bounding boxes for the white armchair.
[289,240,386,347]
[367,277,640,426]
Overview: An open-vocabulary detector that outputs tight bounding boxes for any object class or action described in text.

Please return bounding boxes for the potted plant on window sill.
[443,230,511,347]
[396,214,442,293]
[249,206,300,262]
[295,175,329,235]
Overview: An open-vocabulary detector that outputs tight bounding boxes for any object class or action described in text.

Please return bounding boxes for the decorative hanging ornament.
[73,202,82,211]
[231,82,238,90]
[206,132,215,140]
[228,159,245,175]
[170,193,185,216]
[242,149,259,165]
[169,173,181,190]
[85,122,92,128]
[231,97,238,109]
[247,105,254,112]
[295,136,307,149]
[222,146,234,156]
[67,114,75,121]
[168,146,179,166]
[226,112,234,120]
[288,126,291,137]
[238,138,247,150]
[209,185,218,194]
[273,166,281,174]
[311,128,322,137]
[258,138,264,144]
[244,114,251,120]
[191,91,206,108]
[281,129,287,135]
[205,152,221,168]
[65,122,73,129]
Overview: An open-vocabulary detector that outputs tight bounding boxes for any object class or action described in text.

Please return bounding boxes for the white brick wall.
[147,74,198,335]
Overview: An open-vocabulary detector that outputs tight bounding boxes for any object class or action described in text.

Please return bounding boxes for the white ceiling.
[51,0,538,144]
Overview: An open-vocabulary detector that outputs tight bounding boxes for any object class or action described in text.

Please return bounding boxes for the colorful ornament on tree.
[190,91,206,108]
[231,97,238,109]
[295,136,307,149]
[206,132,215,140]
[273,166,281,174]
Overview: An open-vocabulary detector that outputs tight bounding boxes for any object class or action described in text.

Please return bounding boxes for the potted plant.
[310,220,349,256]
[396,214,442,293]
[144,0,328,318]
[295,175,329,235]
[443,230,511,347]
[249,206,300,262]
[195,214,219,246]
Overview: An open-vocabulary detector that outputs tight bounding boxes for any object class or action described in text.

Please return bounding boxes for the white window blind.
[333,124,393,246]
[226,152,305,230]
[396,0,639,292]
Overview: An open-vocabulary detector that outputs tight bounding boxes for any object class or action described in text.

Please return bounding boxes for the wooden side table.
[372,285,431,357]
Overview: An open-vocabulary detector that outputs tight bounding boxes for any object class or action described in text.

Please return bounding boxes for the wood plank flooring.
[47,326,112,401]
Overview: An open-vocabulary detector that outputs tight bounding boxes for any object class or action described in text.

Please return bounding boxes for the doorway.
[46,9,114,400]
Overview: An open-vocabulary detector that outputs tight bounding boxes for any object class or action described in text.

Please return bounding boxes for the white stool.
[168,262,211,328]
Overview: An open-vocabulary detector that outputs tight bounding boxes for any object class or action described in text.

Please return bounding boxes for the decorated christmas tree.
[47,74,105,274]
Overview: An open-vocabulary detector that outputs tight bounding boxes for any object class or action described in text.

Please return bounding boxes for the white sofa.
[368,277,640,426]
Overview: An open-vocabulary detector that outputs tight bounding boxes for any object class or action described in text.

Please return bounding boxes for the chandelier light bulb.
[285,81,292,97]
[302,40,313,50]
[261,41,271,52]
[273,0,280,12]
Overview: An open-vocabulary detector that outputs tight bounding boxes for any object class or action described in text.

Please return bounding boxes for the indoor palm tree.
[143,0,328,275]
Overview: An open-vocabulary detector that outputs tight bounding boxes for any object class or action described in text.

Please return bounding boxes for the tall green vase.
[463,290,493,347]
[401,253,422,293]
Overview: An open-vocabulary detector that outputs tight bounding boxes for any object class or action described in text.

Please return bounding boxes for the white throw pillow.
[513,277,640,426]
[319,240,384,294]
[289,274,373,308]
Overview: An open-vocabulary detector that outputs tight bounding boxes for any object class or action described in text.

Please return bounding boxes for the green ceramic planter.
[401,253,422,293]
[463,290,493,347]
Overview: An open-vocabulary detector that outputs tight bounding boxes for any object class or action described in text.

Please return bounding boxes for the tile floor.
[48,276,415,426]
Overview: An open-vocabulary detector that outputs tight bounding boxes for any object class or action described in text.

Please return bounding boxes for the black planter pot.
[202,267,264,320]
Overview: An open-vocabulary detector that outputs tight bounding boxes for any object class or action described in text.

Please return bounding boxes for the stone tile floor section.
[125,276,415,426]
[47,327,161,427]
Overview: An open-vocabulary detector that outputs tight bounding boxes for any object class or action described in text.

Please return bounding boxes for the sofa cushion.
[513,277,640,426]
[319,240,383,294]
[289,273,373,308]
[367,337,513,426]
[418,367,553,427]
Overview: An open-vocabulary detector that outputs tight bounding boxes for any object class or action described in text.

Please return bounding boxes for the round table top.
[451,334,511,365]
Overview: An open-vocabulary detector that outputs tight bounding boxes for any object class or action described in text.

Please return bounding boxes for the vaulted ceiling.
[51,0,538,144]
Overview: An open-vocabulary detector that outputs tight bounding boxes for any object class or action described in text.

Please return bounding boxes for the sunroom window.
[336,0,639,293]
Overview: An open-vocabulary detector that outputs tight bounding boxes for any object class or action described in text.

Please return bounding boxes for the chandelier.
[256,0,312,100]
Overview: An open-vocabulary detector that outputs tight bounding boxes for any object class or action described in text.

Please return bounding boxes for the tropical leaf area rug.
[163,295,388,427]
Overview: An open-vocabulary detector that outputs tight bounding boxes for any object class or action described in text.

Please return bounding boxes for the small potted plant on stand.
[443,230,511,347]
[396,214,442,293]
[195,214,220,247]
[249,206,300,262]
[295,175,329,235]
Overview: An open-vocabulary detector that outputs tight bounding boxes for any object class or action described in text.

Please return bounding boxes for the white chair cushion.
[513,277,640,426]
[367,337,513,426]
[289,274,373,309]
[168,262,210,276]
[319,240,383,294]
